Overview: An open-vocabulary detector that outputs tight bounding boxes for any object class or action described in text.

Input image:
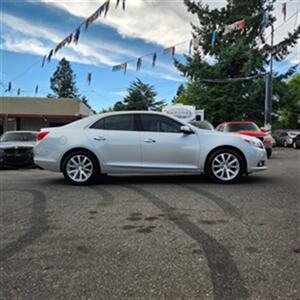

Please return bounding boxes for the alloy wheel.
[211,153,240,181]
[66,155,94,183]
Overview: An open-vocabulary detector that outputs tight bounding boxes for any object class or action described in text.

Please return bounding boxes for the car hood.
[194,128,255,140]
[235,131,267,137]
[0,141,36,149]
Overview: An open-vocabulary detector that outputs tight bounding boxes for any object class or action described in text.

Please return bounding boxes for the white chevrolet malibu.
[34,111,267,185]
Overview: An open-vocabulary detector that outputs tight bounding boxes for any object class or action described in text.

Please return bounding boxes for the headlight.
[243,138,264,149]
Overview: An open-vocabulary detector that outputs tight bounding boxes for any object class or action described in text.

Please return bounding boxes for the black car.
[0,131,38,167]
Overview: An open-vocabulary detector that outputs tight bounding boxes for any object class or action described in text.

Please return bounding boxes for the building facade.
[0,97,95,134]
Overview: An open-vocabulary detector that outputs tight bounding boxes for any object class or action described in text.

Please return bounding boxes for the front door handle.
[94,136,106,141]
[144,138,156,143]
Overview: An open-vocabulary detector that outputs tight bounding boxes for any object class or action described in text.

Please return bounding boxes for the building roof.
[0,97,94,117]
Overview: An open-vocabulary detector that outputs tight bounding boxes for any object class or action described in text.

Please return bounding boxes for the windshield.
[0,132,37,142]
[190,121,214,130]
[226,123,260,132]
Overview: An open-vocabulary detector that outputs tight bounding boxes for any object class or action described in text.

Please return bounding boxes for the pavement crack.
[125,185,249,300]
[0,189,49,262]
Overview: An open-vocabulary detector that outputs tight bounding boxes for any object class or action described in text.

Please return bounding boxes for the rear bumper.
[0,153,34,167]
[34,158,60,172]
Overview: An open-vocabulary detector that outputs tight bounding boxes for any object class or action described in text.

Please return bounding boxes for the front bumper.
[247,147,268,174]
[0,151,34,167]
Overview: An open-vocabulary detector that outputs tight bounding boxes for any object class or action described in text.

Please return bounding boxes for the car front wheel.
[206,149,244,183]
[62,151,99,185]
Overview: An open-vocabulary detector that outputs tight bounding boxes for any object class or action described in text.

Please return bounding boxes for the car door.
[85,114,142,172]
[138,114,200,171]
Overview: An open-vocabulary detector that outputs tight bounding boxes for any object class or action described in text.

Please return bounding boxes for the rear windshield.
[226,123,260,132]
[0,132,37,142]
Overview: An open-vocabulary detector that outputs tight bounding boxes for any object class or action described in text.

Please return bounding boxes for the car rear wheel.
[206,149,244,183]
[293,142,299,149]
[283,141,288,147]
[62,151,99,185]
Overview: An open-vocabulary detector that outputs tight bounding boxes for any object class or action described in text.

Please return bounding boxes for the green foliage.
[278,74,300,128]
[49,58,79,98]
[175,0,300,126]
[113,79,165,111]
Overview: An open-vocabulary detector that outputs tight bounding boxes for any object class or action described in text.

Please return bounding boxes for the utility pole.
[264,24,274,129]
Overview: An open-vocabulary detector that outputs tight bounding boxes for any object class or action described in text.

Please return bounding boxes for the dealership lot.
[0,148,299,300]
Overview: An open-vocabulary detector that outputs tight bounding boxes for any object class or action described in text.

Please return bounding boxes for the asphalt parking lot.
[0,148,299,300]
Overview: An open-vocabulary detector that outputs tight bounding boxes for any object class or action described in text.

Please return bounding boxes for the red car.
[216,121,273,158]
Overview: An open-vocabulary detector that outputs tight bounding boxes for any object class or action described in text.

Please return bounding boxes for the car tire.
[206,149,244,184]
[266,149,272,159]
[293,142,298,149]
[62,150,99,185]
[283,141,288,148]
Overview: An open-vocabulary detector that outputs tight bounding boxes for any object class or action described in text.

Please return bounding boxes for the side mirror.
[260,127,268,133]
[180,125,194,135]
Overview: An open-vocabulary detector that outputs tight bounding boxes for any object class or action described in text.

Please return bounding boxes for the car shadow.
[39,172,274,187]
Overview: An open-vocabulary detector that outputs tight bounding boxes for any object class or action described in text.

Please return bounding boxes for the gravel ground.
[0,148,299,300]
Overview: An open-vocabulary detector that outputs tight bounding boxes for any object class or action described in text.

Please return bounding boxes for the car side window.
[139,114,182,133]
[91,115,134,131]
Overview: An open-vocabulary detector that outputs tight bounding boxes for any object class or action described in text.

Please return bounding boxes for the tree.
[278,74,300,128]
[175,0,300,126]
[114,79,164,111]
[49,58,79,98]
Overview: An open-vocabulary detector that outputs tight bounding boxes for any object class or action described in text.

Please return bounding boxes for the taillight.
[38,131,50,141]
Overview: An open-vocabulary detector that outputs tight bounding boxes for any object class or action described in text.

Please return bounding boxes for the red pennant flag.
[35,85,39,95]
[87,72,92,85]
[282,3,287,22]
[236,19,245,30]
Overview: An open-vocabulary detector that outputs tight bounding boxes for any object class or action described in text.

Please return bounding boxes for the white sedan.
[34,111,267,185]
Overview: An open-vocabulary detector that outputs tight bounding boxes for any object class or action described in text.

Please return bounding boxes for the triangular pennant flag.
[87,72,92,85]
[67,33,73,45]
[17,88,21,96]
[122,0,126,11]
[261,11,269,28]
[136,58,142,72]
[35,85,39,95]
[236,19,245,30]
[47,49,53,62]
[5,82,12,93]
[152,53,157,67]
[112,62,127,74]
[282,3,287,22]
[41,55,46,67]
[73,27,80,45]
[104,0,110,17]
[188,40,193,55]
[211,31,217,48]
[116,0,120,8]
[163,46,175,56]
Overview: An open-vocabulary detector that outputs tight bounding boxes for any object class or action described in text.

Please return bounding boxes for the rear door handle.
[94,136,106,141]
[144,138,156,143]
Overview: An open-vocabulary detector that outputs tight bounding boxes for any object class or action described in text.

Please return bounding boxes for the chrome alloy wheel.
[66,155,94,183]
[211,153,240,181]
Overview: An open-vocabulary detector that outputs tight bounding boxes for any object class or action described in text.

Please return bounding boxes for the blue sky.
[1,0,299,112]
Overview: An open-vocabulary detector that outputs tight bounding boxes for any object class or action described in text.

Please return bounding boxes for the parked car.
[34,111,267,185]
[272,130,300,148]
[216,121,273,158]
[189,120,214,130]
[0,131,38,167]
